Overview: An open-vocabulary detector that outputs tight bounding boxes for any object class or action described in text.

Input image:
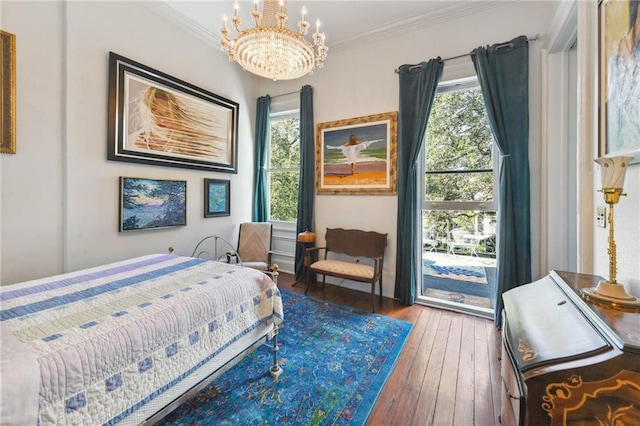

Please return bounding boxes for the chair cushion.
[310,259,374,280]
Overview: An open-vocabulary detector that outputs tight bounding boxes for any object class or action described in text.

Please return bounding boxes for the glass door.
[417,77,497,318]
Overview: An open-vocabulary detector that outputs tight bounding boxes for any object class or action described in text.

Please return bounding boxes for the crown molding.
[329,1,506,53]
[140,1,222,50]
[146,1,506,55]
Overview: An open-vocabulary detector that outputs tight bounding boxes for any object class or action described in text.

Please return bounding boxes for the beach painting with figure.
[601,0,640,163]
[316,111,397,195]
[108,53,239,173]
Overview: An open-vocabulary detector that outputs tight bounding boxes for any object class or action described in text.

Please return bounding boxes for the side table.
[293,230,316,286]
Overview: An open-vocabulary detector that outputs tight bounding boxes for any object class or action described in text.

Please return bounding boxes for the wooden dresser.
[500,271,640,425]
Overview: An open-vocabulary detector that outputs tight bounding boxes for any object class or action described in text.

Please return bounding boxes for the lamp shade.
[594,156,633,189]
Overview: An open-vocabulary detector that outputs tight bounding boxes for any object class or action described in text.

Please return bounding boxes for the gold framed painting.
[316,111,398,195]
[599,0,640,163]
[1,30,16,154]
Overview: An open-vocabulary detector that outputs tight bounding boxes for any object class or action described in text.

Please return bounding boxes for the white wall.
[3,0,637,301]
[1,1,259,284]
[1,2,65,282]
[258,1,559,297]
[575,1,640,298]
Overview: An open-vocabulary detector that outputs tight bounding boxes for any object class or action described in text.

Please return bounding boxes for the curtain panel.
[472,35,532,326]
[295,85,315,280]
[394,59,444,305]
[253,95,271,222]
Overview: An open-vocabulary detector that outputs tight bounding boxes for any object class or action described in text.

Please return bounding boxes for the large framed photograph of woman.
[108,52,239,173]
[316,111,398,195]
[600,0,640,163]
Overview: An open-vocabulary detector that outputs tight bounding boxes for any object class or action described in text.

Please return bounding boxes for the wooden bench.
[304,228,388,312]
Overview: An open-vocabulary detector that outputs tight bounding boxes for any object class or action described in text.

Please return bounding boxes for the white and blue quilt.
[0,254,283,425]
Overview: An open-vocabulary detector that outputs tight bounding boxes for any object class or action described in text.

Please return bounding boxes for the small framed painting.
[316,111,398,195]
[204,178,230,217]
[119,177,187,232]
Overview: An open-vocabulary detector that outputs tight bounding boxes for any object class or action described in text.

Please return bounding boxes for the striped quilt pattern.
[0,254,283,425]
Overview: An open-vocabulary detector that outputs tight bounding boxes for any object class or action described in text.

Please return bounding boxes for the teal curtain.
[472,35,531,326]
[394,59,443,305]
[295,85,315,280]
[253,95,271,222]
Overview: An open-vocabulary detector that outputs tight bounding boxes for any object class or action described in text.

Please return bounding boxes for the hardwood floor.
[276,272,503,426]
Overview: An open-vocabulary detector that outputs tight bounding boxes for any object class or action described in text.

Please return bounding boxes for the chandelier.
[220,0,328,81]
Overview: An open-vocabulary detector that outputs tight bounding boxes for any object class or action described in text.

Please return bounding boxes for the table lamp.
[582,155,640,307]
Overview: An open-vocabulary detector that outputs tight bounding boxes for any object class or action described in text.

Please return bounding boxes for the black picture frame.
[204,178,230,217]
[108,52,239,173]
[119,177,187,232]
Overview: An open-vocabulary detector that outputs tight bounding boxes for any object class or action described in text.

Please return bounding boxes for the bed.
[0,253,283,425]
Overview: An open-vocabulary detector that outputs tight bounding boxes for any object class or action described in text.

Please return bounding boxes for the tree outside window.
[423,79,497,255]
[268,113,300,222]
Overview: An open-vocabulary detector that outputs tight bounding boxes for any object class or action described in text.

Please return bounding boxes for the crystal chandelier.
[220,0,328,81]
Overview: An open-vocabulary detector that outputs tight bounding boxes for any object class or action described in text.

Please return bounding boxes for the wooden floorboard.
[474,318,495,424]
[277,272,502,426]
[412,309,448,426]
[454,315,477,425]
[432,311,462,425]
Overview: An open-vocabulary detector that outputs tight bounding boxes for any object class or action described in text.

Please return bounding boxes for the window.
[267,111,300,222]
[422,77,497,255]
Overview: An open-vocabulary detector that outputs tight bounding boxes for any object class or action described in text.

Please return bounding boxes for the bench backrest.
[324,228,388,259]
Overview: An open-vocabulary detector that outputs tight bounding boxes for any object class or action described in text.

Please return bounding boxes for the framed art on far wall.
[316,111,398,195]
[1,30,16,154]
[204,178,230,217]
[108,52,239,172]
[119,177,187,232]
[599,0,640,163]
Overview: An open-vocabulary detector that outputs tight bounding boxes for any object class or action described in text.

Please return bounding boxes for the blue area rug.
[159,289,412,425]
[423,265,496,298]
[423,259,487,284]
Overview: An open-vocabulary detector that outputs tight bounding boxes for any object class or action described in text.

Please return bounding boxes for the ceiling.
[159,1,504,53]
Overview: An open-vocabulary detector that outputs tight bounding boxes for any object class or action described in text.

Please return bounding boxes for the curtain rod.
[394,34,540,73]
[269,89,299,99]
